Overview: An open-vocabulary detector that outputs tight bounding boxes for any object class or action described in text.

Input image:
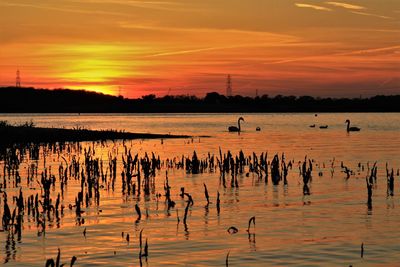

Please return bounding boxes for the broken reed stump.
[366,178,373,208]
[139,229,148,261]
[183,194,192,229]
[216,191,221,215]
[135,203,142,222]
[361,242,364,258]
[247,216,256,233]
[204,183,210,205]
[366,164,377,208]
[226,251,230,267]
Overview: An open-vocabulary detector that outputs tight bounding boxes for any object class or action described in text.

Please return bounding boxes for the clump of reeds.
[301,157,313,195]
[45,248,77,267]
[386,163,394,197]
[366,162,377,208]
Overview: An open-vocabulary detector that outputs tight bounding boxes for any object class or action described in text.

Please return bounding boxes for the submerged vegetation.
[1,87,399,112]
[0,137,398,265]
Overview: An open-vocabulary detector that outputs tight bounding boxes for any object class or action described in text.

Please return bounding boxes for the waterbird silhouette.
[228,117,244,132]
[256,126,261,131]
[319,125,328,129]
[227,226,239,234]
[345,119,361,132]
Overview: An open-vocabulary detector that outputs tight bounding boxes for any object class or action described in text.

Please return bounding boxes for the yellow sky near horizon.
[0,0,399,98]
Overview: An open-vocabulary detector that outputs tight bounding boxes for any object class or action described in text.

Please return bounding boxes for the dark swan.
[346,119,361,132]
[229,117,244,132]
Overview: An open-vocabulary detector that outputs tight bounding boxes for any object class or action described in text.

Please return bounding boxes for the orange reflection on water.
[0,113,399,266]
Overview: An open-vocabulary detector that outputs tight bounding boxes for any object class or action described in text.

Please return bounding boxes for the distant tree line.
[0,87,399,113]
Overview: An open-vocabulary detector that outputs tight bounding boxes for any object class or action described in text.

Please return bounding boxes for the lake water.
[0,113,399,266]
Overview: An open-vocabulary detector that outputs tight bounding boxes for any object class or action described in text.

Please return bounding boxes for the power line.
[226,74,232,96]
[16,69,21,87]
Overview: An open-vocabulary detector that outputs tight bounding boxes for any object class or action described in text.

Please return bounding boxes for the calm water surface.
[0,113,399,266]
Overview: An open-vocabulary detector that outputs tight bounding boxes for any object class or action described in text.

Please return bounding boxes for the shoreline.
[0,124,195,144]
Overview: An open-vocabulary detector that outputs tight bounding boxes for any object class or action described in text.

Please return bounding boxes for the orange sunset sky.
[0,0,399,98]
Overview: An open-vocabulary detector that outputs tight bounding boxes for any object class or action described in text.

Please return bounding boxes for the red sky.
[0,0,399,98]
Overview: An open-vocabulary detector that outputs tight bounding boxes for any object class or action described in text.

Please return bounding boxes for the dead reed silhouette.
[204,183,210,205]
[386,163,394,197]
[135,204,142,222]
[216,191,221,215]
[226,251,230,266]
[301,157,313,195]
[366,162,377,209]
[139,228,148,265]
[361,242,364,258]
[247,216,256,233]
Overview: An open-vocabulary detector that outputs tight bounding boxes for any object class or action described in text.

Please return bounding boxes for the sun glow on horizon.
[67,84,119,96]
[44,44,151,96]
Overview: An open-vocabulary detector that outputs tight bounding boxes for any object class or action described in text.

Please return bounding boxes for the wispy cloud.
[119,22,298,39]
[267,44,400,65]
[338,45,400,56]
[0,2,126,16]
[325,2,392,19]
[325,2,365,10]
[119,23,301,57]
[145,46,241,57]
[351,11,392,20]
[67,0,194,12]
[295,3,332,11]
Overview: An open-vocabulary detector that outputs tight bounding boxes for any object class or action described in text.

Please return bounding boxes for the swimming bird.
[309,124,316,128]
[319,125,328,129]
[228,117,244,132]
[227,226,239,234]
[345,119,361,132]
[256,126,261,131]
